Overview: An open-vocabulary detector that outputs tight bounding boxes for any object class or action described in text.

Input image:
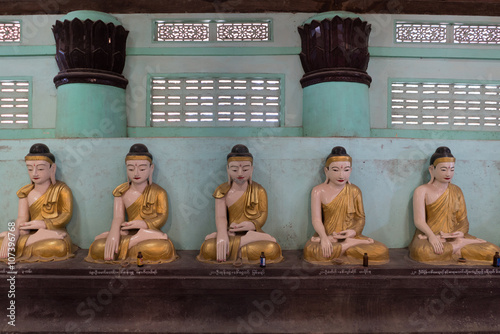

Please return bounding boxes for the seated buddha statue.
[409,146,500,265]
[0,143,76,263]
[85,144,177,264]
[197,144,283,265]
[303,146,389,265]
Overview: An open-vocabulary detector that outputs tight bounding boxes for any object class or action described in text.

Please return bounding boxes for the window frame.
[0,20,21,43]
[394,20,500,45]
[147,73,286,129]
[152,18,273,43]
[387,77,500,132]
[0,76,32,129]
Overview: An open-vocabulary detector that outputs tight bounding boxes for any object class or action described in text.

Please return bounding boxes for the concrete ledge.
[1,249,499,333]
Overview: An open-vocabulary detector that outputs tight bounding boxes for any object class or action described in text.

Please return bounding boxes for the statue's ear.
[227,165,231,186]
[249,165,254,185]
[50,163,57,185]
[149,164,155,185]
[428,165,434,184]
[324,167,329,184]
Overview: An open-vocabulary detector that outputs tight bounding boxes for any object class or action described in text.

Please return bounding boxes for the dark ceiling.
[1,0,500,16]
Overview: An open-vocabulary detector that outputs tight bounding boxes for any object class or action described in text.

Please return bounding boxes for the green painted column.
[298,12,372,137]
[57,84,126,138]
[53,10,129,138]
[303,82,370,137]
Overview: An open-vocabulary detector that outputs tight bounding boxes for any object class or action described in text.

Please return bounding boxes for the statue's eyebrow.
[229,163,251,167]
[126,163,149,166]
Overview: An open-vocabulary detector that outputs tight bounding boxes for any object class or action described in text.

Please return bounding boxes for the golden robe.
[303,184,389,265]
[197,181,283,264]
[85,183,177,264]
[409,183,500,264]
[0,181,76,263]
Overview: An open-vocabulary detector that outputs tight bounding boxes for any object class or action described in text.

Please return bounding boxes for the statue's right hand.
[320,236,333,258]
[216,232,230,262]
[428,234,444,255]
[104,232,120,261]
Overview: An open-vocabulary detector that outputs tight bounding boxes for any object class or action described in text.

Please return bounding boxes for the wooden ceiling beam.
[0,0,499,16]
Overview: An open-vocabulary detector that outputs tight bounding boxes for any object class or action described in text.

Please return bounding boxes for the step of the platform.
[1,249,499,333]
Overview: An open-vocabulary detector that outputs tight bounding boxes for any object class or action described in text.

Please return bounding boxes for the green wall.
[1,138,499,250]
[2,12,500,139]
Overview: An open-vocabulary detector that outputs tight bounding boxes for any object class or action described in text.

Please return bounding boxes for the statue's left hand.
[121,220,148,230]
[229,221,256,233]
[440,231,464,239]
[334,229,356,239]
[19,220,46,230]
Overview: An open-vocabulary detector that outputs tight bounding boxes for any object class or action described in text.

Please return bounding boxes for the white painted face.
[126,159,152,185]
[431,162,455,184]
[26,160,52,185]
[325,161,351,186]
[227,160,253,185]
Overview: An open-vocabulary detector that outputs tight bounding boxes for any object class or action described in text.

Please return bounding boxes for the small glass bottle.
[493,252,500,267]
[260,252,266,268]
[137,251,144,267]
[363,253,368,267]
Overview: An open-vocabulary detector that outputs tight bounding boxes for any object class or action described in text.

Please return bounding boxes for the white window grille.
[396,23,447,43]
[150,76,281,127]
[0,80,30,128]
[0,22,21,42]
[396,22,500,44]
[454,25,500,44]
[156,23,210,42]
[391,81,500,131]
[216,23,269,41]
[154,20,271,42]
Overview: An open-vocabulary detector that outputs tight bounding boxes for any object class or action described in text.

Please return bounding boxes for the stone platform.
[1,249,500,333]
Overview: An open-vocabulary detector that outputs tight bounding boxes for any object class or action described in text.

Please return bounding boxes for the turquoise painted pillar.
[52,11,129,138]
[298,12,371,137]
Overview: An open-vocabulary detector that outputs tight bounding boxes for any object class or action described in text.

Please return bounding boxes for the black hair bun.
[127,143,153,162]
[330,146,348,156]
[27,143,55,163]
[227,144,253,160]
